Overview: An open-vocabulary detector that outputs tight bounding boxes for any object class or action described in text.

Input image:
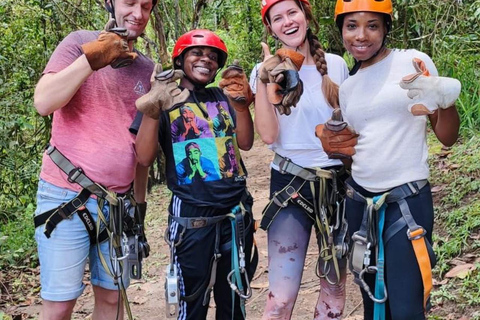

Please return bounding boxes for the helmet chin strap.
[106,1,118,27]
[349,37,388,76]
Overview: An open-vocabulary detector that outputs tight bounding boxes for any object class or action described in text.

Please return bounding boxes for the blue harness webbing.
[373,196,387,320]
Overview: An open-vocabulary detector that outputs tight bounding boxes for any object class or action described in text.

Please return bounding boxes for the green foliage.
[428,135,480,312]
[0,0,106,267]
[0,202,37,268]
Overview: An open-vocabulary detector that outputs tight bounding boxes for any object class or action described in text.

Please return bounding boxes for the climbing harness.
[347,180,435,319]
[34,144,149,320]
[261,154,349,285]
[164,198,257,319]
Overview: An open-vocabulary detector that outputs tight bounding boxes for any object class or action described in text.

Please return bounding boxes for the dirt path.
[17,137,363,319]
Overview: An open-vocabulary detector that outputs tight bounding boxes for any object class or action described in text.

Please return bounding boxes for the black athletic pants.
[168,194,255,320]
[346,177,435,320]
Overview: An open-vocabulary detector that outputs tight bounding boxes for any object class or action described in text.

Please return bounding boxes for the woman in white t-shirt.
[251,0,350,319]
[317,0,461,319]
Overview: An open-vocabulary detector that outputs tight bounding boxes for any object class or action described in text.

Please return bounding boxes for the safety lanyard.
[373,195,387,320]
[226,204,251,319]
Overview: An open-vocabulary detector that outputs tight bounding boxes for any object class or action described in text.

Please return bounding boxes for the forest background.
[1,0,479,318]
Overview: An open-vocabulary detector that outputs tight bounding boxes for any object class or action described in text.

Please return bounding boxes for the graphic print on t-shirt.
[217,137,244,179]
[170,100,244,185]
[174,139,221,185]
[171,104,213,142]
[211,102,235,137]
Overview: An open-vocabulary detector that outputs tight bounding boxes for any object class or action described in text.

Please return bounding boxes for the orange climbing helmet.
[261,0,311,26]
[334,0,393,31]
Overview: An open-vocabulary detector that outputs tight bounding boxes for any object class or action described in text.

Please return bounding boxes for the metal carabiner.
[359,266,388,303]
[227,269,252,300]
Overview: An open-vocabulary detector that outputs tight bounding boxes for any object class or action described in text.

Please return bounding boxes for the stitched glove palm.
[399,58,461,116]
[219,60,254,113]
[81,19,137,71]
[136,65,190,119]
[258,48,304,115]
[315,108,358,159]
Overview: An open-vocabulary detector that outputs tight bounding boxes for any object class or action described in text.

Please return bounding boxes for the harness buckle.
[407,227,426,240]
[190,218,208,228]
[272,191,289,208]
[346,187,354,199]
[45,143,55,155]
[67,167,84,184]
[278,157,292,174]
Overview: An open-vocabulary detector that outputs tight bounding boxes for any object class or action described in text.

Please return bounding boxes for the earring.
[272,33,279,40]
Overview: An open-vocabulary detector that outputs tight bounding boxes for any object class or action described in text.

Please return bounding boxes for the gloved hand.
[399,58,461,116]
[268,55,304,115]
[258,45,305,115]
[315,108,359,159]
[135,202,150,258]
[219,60,254,113]
[81,19,138,71]
[136,65,190,119]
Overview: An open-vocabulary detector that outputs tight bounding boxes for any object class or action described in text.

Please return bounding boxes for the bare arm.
[34,55,93,116]
[133,163,149,203]
[253,43,281,145]
[135,116,160,166]
[254,80,280,144]
[429,106,460,147]
[234,108,254,151]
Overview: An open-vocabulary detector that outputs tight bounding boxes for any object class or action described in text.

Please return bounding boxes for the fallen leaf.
[433,278,449,286]
[431,185,446,193]
[449,258,467,266]
[445,263,476,279]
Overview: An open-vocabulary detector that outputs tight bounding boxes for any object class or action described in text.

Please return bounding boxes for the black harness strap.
[34,188,91,238]
[260,175,313,230]
[34,144,119,244]
[33,187,109,244]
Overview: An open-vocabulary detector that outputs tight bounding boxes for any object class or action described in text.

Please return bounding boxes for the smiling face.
[341,11,388,67]
[181,107,195,123]
[180,46,219,89]
[110,0,152,40]
[268,0,308,49]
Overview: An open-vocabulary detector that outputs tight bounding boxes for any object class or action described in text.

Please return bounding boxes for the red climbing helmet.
[261,0,311,26]
[172,29,228,68]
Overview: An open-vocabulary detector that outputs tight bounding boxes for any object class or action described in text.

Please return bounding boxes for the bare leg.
[92,285,124,320]
[313,261,347,320]
[39,299,76,320]
[262,206,311,320]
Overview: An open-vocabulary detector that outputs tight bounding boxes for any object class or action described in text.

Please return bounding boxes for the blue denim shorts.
[34,179,130,301]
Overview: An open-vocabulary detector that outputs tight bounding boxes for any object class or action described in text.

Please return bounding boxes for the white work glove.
[399,58,461,116]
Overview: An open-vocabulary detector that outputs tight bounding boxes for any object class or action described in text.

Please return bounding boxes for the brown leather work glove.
[315,108,359,159]
[135,65,190,119]
[219,60,254,113]
[81,19,137,71]
[258,48,305,115]
[268,56,304,115]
